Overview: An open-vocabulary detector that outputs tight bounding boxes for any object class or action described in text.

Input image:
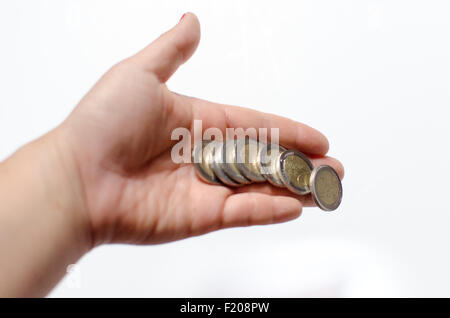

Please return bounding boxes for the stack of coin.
[192,138,342,211]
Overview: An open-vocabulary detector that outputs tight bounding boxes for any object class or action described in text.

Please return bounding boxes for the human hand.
[53,13,344,247]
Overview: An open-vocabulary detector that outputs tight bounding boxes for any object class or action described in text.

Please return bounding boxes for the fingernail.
[180,13,186,21]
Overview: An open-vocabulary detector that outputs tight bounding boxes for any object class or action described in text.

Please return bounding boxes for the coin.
[236,137,266,182]
[211,141,242,187]
[278,149,314,195]
[221,140,251,184]
[258,143,287,187]
[192,140,221,185]
[310,165,342,211]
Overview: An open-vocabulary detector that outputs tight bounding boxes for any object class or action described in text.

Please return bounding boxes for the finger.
[134,12,201,82]
[310,156,345,179]
[221,193,302,228]
[234,183,316,207]
[187,97,329,156]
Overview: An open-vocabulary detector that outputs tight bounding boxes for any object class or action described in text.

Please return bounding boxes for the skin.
[0,13,344,297]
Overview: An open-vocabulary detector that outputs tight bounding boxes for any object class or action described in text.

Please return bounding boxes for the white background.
[0,0,449,297]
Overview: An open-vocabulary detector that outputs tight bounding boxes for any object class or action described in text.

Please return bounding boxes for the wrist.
[9,128,93,255]
[0,127,93,296]
[39,127,94,252]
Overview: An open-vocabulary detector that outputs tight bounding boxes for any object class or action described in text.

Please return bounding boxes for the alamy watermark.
[170,119,280,164]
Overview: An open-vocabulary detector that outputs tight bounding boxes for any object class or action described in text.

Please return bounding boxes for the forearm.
[0,129,92,297]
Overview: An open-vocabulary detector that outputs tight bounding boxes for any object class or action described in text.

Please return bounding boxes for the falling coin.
[310,165,342,211]
[211,141,242,187]
[236,137,266,182]
[258,143,287,187]
[278,149,314,195]
[221,139,251,184]
[192,140,221,185]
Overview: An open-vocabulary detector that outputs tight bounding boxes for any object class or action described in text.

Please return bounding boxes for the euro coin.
[310,165,342,211]
[236,137,266,182]
[221,139,251,184]
[278,149,314,195]
[258,143,286,187]
[192,140,221,185]
[211,141,242,187]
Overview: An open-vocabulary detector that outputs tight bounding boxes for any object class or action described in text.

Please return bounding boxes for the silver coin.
[211,141,242,187]
[192,140,221,185]
[310,165,342,211]
[278,149,314,195]
[258,143,287,187]
[221,140,251,184]
[236,137,266,182]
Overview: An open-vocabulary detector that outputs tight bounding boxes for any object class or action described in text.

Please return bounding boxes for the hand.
[54,13,344,246]
[0,12,344,297]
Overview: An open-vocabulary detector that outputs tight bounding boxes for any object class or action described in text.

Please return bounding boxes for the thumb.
[133,12,201,82]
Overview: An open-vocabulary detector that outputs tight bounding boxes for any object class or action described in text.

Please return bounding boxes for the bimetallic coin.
[236,138,266,182]
[278,149,314,195]
[310,165,342,211]
[221,140,251,184]
[258,143,286,187]
[192,140,221,185]
[211,141,242,187]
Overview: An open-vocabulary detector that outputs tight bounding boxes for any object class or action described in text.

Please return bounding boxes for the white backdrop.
[1,0,449,297]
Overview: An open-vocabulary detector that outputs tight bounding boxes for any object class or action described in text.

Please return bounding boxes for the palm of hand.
[60,14,343,246]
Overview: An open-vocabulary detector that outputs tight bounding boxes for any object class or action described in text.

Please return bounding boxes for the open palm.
[60,13,343,246]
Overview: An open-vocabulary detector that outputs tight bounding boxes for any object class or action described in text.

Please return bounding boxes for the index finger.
[188,97,330,156]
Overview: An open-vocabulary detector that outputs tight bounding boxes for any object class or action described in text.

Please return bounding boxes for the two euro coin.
[192,139,342,211]
[194,139,253,187]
